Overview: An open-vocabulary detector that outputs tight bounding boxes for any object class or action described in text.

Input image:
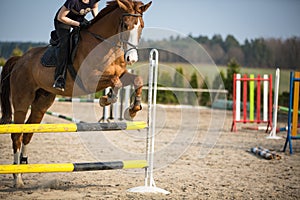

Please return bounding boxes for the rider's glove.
[79,20,91,29]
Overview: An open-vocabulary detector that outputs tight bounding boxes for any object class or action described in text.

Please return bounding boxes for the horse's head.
[87,1,152,65]
[116,0,152,65]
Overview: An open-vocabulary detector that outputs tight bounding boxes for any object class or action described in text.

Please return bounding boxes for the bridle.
[84,12,143,55]
[65,12,143,95]
[119,13,143,53]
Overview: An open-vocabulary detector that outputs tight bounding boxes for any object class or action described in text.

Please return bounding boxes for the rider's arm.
[57,6,80,27]
[91,2,99,18]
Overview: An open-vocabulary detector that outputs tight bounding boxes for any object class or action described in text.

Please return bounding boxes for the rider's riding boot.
[53,75,65,92]
[53,36,68,91]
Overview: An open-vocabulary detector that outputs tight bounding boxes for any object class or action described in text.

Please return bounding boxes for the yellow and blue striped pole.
[0,160,148,174]
[0,121,147,134]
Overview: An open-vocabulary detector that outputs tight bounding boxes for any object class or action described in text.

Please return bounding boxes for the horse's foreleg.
[119,73,143,120]
[99,75,122,107]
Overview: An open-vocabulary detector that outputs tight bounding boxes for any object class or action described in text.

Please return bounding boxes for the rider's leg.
[53,22,70,91]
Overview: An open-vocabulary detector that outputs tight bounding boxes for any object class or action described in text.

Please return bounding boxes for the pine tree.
[225,59,241,100]
[0,57,6,66]
[200,77,210,106]
[173,67,185,104]
[188,71,199,105]
[212,70,226,101]
[157,72,177,104]
[12,46,23,57]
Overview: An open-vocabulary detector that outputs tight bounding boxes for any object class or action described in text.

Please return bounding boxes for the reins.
[82,13,142,53]
[65,11,143,93]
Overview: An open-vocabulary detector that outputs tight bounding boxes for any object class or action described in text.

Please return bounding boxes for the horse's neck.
[89,9,122,40]
[75,9,123,67]
[73,8,125,80]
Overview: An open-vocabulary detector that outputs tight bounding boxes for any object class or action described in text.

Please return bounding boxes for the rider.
[53,0,100,91]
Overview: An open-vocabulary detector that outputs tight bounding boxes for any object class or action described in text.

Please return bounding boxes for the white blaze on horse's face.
[124,18,140,65]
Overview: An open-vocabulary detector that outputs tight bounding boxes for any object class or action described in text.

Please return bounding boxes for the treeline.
[0,42,46,59]
[1,34,300,69]
[139,35,300,70]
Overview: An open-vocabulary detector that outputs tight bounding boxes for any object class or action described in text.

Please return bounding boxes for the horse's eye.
[123,23,129,30]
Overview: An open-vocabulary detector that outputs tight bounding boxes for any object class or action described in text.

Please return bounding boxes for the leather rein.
[68,13,142,94]
[84,13,142,54]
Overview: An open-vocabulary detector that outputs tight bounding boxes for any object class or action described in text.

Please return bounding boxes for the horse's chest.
[103,66,125,77]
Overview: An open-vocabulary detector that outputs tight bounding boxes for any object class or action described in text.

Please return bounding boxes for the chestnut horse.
[0,0,151,187]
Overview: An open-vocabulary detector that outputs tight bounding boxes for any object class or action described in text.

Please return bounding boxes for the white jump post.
[263,74,269,122]
[121,70,132,119]
[128,49,169,194]
[98,88,111,122]
[236,74,241,121]
[267,68,281,139]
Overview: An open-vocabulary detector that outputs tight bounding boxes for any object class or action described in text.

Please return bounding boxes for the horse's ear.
[139,1,152,13]
[116,0,133,12]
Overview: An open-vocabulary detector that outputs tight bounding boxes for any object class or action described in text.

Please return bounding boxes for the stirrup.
[53,77,65,92]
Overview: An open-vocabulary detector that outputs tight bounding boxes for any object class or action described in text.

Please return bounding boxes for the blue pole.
[283,72,294,154]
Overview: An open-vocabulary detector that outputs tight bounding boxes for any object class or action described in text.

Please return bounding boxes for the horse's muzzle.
[125,48,138,65]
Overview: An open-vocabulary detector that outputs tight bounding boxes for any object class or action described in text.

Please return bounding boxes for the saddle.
[41,28,90,93]
[41,28,80,67]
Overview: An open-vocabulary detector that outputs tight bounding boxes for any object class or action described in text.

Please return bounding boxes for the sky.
[0,0,299,44]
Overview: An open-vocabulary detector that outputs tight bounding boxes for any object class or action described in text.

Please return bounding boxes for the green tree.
[0,57,6,66]
[211,34,223,46]
[157,72,177,104]
[200,76,210,106]
[212,70,226,101]
[224,35,240,51]
[173,67,185,104]
[173,67,184,87]
[12,46,23,57]
[252,38,270,67]
[225,59,241,100]
[188,71,199,105]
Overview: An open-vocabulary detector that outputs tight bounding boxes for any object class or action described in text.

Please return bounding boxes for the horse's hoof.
[124,108,133,121]
[14,178,24,188]
[107,96,118,104]
[99,96,111,107]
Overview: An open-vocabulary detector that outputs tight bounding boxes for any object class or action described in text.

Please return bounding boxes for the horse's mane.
[91,0,143,24]
[93,1,119,22]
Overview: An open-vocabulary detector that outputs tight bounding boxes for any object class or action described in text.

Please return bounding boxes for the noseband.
[84,13,142,55]
[119,13,143,53]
